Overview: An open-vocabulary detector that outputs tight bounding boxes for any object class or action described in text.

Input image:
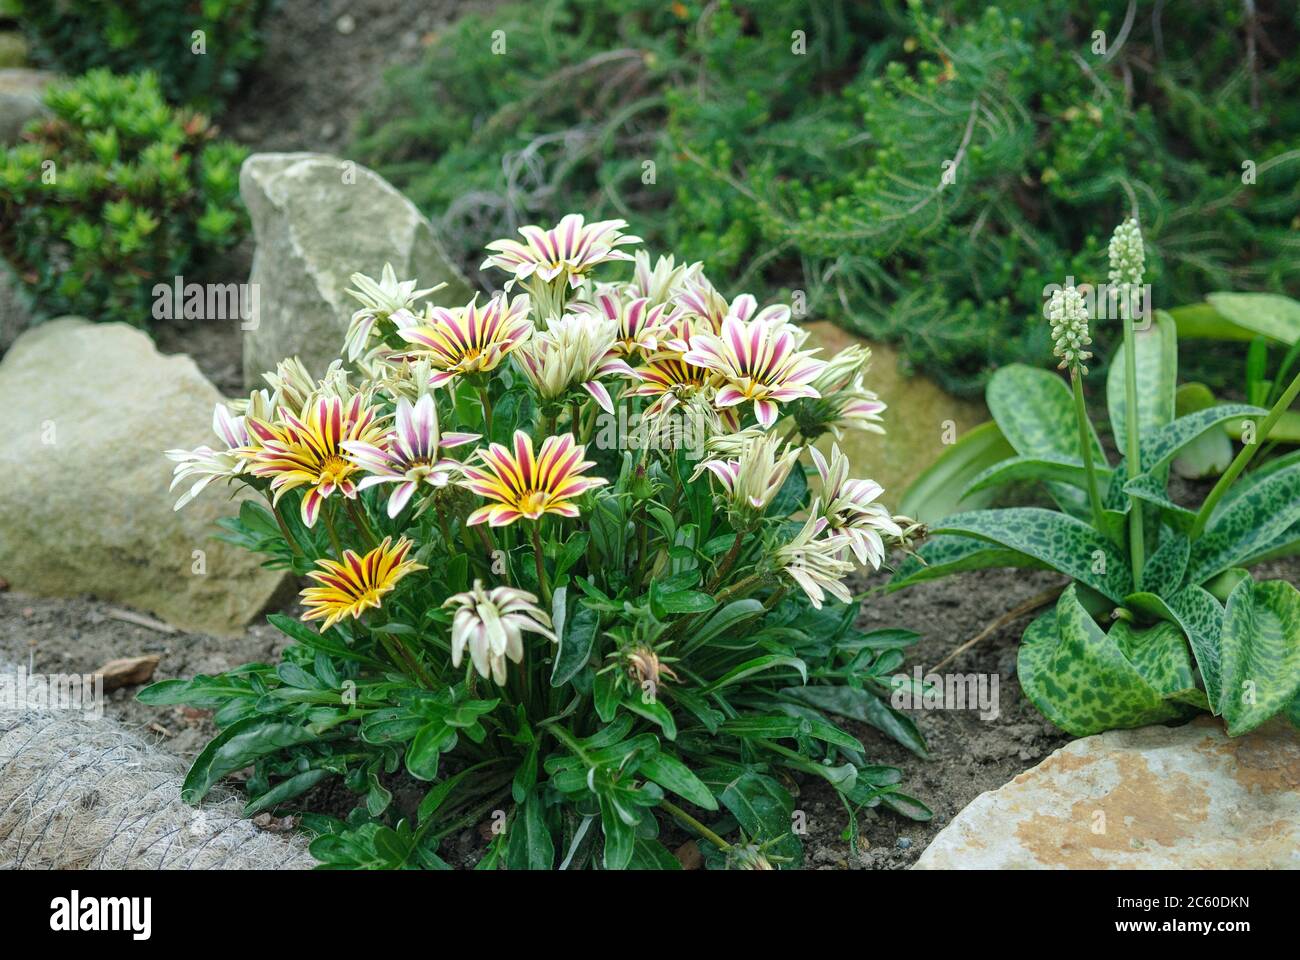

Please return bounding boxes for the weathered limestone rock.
[913,718,1300,868]
[0,318,288,634]
[239,152,474,387]
[800,321,986,505]
[0,68,53,145]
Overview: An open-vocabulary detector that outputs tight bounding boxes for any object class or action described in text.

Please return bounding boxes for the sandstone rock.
[0,33,27,70]
[800,321,986,506]
[0,68,53,145]
[0,318,288,635]
[240,152,474,387]
[913,717,1300,869]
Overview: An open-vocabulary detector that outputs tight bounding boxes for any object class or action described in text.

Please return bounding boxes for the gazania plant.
[148,215,928,870]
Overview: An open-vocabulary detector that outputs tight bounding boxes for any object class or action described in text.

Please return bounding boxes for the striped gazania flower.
[444,580,556,685]
[459,431,606,527]
[394,293,533,388]
[514,312,638,414]
[342,394,480,518]
[165,400,256,510]
[628,250,703,306]
[693,430,801,515]
[772,503,855,610]
[301,536,425,631]
[799,344,886,439]
[244,392,388,527]
[810,444,902,569]
[682,312,826,429]
[481,213,641,291]
[571,288,681,358]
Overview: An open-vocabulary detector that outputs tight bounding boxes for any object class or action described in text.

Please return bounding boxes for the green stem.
[477,385,494,439]
[1121,313,1145,577]
[322,504,344,558]
[530,522,551,605]
[659,799,732,852]
[1192,367,1300,538]
[265,495,304,557]
[345,497,378,550]
[706,529,746,592]
[1070,366,1107,534]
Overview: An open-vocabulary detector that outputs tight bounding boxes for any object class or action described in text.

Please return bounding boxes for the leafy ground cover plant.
[357,0,1300,395]
[146,216,932,870]
[893,220,1300,738]
[13,0,268,107]
[0,70,246,327]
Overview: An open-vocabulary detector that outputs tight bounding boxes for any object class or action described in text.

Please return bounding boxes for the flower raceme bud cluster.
[1047,282,1093,374]
[164,213,905,673]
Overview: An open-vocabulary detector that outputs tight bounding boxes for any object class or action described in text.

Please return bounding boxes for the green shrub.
[13,0,267,106]
[356,0,1300,395]
[0,69,247,327]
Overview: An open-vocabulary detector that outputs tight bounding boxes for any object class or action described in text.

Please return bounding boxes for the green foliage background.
[356,0,1300,395]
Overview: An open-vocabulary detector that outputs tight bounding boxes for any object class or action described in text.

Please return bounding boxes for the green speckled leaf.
[1107,311,1178,459]
[1219,579,1300,736]
[1167,586,1226,714]
[932,508,1133,602]
[888,534,1048,591]
[1186,461,1300,584]
[1123,474,1196,531]
[962,454,1112,499]
[987,365,1105,518]
[1016,588,1184,736]
[1140,530,1189,593]
[1206,292,1300,345]
[1110,619,1206,710]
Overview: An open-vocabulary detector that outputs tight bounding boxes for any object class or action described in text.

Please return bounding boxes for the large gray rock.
[240,152,473,387]
[0,68,53,145]
[914,718,1300,869]
[0,318,288,635]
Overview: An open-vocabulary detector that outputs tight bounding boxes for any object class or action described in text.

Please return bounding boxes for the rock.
[0,262,32,353]
[0,318,289,635]
[913,718,1300,869]
[0,68,54,145]
[92,655,161,692]
[239,152,474,387]
[0,32,27,69]
[800,322,986,507]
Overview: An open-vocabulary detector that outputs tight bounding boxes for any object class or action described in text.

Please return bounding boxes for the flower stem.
[659,799,732,852]
[1121,313,1145,578]
[345,497,378,550]
[706,529,746,592]
[477,385,494,439]
[530,522,551,605]
[265,495,303,557]
[322,504,344,558]
[1070,366,1108,535]
[1191,367,1300,539]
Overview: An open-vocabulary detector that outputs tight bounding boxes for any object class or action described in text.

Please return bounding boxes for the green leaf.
[622,694,677,740]
[1206,292,1300,345]
[780,685,928,758]
[931,508,1133,602]
[1219,579,1300,736]
[629,838,682,870]
[897,420,1016,523]
[1166,586,1226,714]
[243,769,329,817]
[962,455,1110,500]
[1108,310,1178,459]
[1109,620,1203,709]
[686,599,764,651]
[879,790,934,822]
[1016,589,1184,736]
[1187,461,1300,584]
[505,790,555,870]
[181,717,319,805]
[1172,384,1234,478]
[639,752,718,811]
[889,534,1048,591]
[1139,529,1189,593]
[551,601,599,687]
[987,364,1105,517]
[704,655,807,691]
[765,462,809,517]
[719,772,800,866]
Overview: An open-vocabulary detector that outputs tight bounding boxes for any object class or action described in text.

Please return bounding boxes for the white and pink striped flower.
[394,293,533,388]
[481,214,641,291]
[165,401,257,510]
[682,311,826,428]
[811,445,902,569]
[571,288,681,358]
[693,431,801,515]
[514,313,638,414]
[342,394,479,518]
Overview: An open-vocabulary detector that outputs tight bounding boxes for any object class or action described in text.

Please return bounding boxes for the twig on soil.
[103,608,178,634]
[928,583,1066,674]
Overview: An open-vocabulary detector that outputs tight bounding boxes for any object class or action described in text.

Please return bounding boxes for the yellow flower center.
[517,490,549,514]
[318,454,352,484]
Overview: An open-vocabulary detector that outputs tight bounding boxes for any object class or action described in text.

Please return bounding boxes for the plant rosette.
[148,214,930,871]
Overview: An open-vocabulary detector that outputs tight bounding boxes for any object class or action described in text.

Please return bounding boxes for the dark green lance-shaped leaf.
[879,790,934,822]
[266,612,384,667]
[780,685,928,758]
[1219,579,1300,736]
[405,719,457,781]
[1108,311,1178,458]
[1016,589,1184,736]
[719,771,800,866]
[181,717,319,805]
[1139,529,1190,594]
[704,655,807,691]
[550,600,600,687]
[629,838,682,870]
[639,752,718,811]
[505,790,555,870]
[622,694,677,740]
[1109,620,1205,710]
[962,455,1109,500]
[1206,292,1300,345]
[685,599,764,652]
[889,534,1048,591]
[897,420,1016,523]
[243,769,329,817]
[987,364,1105,517]
[932,508,1133,602]
[1186,461,1300,585]
[1122,474,1197,531]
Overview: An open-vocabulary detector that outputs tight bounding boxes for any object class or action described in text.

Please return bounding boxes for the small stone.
[335,14,356,35]
[896,836,912,849]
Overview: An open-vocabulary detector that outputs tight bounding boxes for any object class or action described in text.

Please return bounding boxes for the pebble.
[336,14,356,35]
